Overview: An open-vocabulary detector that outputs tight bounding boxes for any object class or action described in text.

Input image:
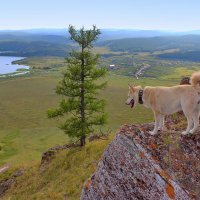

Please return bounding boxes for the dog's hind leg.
[189,110,199,134]
[150,112,161,135]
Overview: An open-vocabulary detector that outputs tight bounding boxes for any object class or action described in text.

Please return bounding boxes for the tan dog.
[126,72,200,135]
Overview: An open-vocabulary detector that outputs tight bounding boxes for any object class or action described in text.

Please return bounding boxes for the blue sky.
[1,0,200,31]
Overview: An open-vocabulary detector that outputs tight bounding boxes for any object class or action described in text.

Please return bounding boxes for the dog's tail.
[191,71,200,90]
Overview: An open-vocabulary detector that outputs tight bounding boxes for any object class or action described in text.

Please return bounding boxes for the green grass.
[93,46,126,54]
[145,63,200,80]
[0,128,67,166]
[15,57,66,70]
[2,138,111,200]
[0,76,68,166]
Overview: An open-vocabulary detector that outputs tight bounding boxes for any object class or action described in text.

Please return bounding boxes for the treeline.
[97,35,200,52]
[157,51,200,62]
[0,41,70,57]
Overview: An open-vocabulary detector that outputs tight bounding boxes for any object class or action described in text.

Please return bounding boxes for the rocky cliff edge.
[81,116,200,200]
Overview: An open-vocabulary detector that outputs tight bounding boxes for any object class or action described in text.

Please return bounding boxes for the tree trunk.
[80,46,86,145]
[80,135,86,146]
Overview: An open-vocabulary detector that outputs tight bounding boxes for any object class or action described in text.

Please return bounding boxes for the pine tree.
[48,25,107,146]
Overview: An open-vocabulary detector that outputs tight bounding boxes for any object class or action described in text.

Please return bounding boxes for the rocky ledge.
[0,169,24,198]
[81,116,200,200]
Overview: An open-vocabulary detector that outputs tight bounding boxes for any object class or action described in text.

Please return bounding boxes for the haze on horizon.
[1,0,200,31]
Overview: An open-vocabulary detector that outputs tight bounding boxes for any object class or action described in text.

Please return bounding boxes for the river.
[0,56,29,76]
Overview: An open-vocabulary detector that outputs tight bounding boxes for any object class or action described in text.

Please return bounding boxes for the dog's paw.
[149,131,157,135]
[181,131,189,135]
[189,129,196,134]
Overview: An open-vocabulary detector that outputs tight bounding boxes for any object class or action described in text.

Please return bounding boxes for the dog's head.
[126,84,142,108]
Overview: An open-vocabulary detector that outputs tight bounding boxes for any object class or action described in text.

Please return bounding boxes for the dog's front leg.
[158,115,165,131]
[149,112,160,135]
[182,113,193,135]
[189,110,199,134]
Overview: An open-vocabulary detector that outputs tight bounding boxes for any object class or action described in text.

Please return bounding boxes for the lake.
[0,56,29,76]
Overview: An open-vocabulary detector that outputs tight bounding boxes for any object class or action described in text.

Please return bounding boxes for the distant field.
[157,50,200,62]
[92,47,126,54]
[144,62,200,79]
[14,56,66,72]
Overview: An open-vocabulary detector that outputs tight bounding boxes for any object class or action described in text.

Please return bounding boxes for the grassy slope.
[2,139,112,200]
[0,76,67,166]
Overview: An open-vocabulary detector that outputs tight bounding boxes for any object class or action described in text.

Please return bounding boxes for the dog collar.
[138,89,143,104]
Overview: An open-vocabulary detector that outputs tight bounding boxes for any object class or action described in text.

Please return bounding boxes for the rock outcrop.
[81,118,200,200]
[40,143,80,167]
[0,169,24,198]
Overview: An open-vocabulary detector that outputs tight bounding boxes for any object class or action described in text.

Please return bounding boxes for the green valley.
[1,29,200,200]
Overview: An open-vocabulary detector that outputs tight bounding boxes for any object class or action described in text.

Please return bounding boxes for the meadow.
[0,73,154,166]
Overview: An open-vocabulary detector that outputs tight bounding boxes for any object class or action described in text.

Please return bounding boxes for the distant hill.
[0,32,73,56]
[157,50,200,62]
[2,28,200,41]
[97,35,200,52]
[99,29,174,40]
[0,33,70,44]
[1,29,200,57]
[0,41,71,57]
